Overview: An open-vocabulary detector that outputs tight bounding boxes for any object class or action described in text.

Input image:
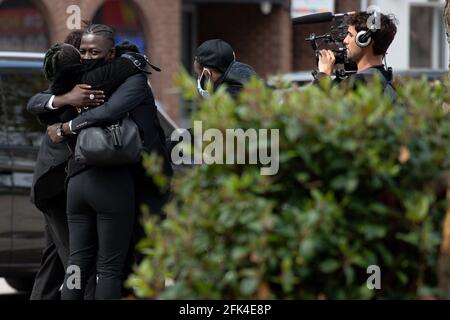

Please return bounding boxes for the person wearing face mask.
[167,39,257,160]
[194,39,257,100]
[314,11,398,102]
[27,30,101,300]
[28,29,150,300]
[44,24,171,300]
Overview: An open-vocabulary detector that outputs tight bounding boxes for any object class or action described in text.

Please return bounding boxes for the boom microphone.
[292,12,333,25]
[292,11,356,25]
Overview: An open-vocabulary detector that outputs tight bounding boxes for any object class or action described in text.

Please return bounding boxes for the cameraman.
[315,11,397,101]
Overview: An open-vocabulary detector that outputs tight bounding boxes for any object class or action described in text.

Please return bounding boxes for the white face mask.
[197,68,210,98]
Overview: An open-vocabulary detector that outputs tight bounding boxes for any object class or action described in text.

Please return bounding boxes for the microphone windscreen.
[292,12,334,25]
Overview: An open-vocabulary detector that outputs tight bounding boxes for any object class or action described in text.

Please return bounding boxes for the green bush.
[128,73,450,299]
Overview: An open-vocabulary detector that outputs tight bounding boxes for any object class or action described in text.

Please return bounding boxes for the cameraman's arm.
[313,50,336,84]
[318,50,336,75]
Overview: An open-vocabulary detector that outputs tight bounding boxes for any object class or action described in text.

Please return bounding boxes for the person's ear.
[107,47,116,60]
[204,68,212,79]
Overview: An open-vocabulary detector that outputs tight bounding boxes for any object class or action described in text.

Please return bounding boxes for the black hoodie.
[49,56,139,98]
[214,61,257,100]
[344,65,397,103]
[314,65,397,103]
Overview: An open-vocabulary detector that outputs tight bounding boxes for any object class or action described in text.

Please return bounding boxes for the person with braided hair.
[43,43,145,99]
[27,27,152,300]
[27,30,99,300]
[43,24,171,300]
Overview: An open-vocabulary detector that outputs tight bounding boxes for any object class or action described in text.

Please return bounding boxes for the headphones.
[355,10,379,48]
[355,25,378,48]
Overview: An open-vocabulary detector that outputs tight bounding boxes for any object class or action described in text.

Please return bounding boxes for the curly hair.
[347,12,398,56]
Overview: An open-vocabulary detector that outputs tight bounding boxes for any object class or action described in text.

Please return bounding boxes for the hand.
[318,49,336,76]
[62,122,72,136]
[53,84,105,108]
[47,123,65,143]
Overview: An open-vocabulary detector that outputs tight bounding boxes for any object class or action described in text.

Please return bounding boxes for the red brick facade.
[197,2,292,77]
[6,0,361,123]
[29,0,182,122]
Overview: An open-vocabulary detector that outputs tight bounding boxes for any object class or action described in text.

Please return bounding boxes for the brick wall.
[12,0,364,121]
[197,3,292,77]
[30,0,182,122]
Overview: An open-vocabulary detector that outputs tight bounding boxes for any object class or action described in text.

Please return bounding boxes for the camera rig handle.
[305,11,357,81]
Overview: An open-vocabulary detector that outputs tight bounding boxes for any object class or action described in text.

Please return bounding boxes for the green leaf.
[319,259,340,273]
[240,277,259,296]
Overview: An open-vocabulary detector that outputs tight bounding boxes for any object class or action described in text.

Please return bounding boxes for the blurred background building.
[0,0,448,124]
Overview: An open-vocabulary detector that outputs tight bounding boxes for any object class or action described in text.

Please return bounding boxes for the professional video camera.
[293,11,358,80]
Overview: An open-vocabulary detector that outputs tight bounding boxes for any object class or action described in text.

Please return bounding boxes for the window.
[410,3,448,69]
[1,71,47,150]
[180,4,199,128]
[0,0,50,52]
[0,69,47,185]
[0,69,46,260]
[93,0,147,54]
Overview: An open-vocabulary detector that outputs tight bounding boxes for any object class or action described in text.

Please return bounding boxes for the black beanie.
[195,39,235,73]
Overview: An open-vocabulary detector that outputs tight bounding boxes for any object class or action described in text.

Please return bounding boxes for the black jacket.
[314,65,397,103]
[69,73,173,204]
[27,93,77,210]
[353,66,397,103]
[50,57,139,97]
[167,61,257,159]
[214,61,257,99]
[27,56,144,210]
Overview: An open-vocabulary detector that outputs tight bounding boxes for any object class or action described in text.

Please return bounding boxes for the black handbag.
[74,115,143,166]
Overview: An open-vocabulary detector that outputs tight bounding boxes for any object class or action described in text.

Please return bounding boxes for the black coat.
[27,56,146,210]
[214,61,257,99]
[314,65,397,103]
[27,93,77,210]
[68,73,173,209]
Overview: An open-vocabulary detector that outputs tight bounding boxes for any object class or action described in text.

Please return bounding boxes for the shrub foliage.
[128,73,450,299]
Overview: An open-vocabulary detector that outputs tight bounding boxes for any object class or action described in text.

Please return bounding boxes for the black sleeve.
[27,91,63,125]
[81,57,139,98]
[342,73,368,88]
[226,84,243,100]
[27,91,53,116]
[27,91,78,126]
[70,73,149,132]
[312,72,367,90]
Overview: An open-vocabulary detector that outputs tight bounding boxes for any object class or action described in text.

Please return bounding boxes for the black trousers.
[61,166,135,300]
[30,194,96,300]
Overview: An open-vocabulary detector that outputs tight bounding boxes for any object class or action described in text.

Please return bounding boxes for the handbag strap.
[121,53,161,75]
